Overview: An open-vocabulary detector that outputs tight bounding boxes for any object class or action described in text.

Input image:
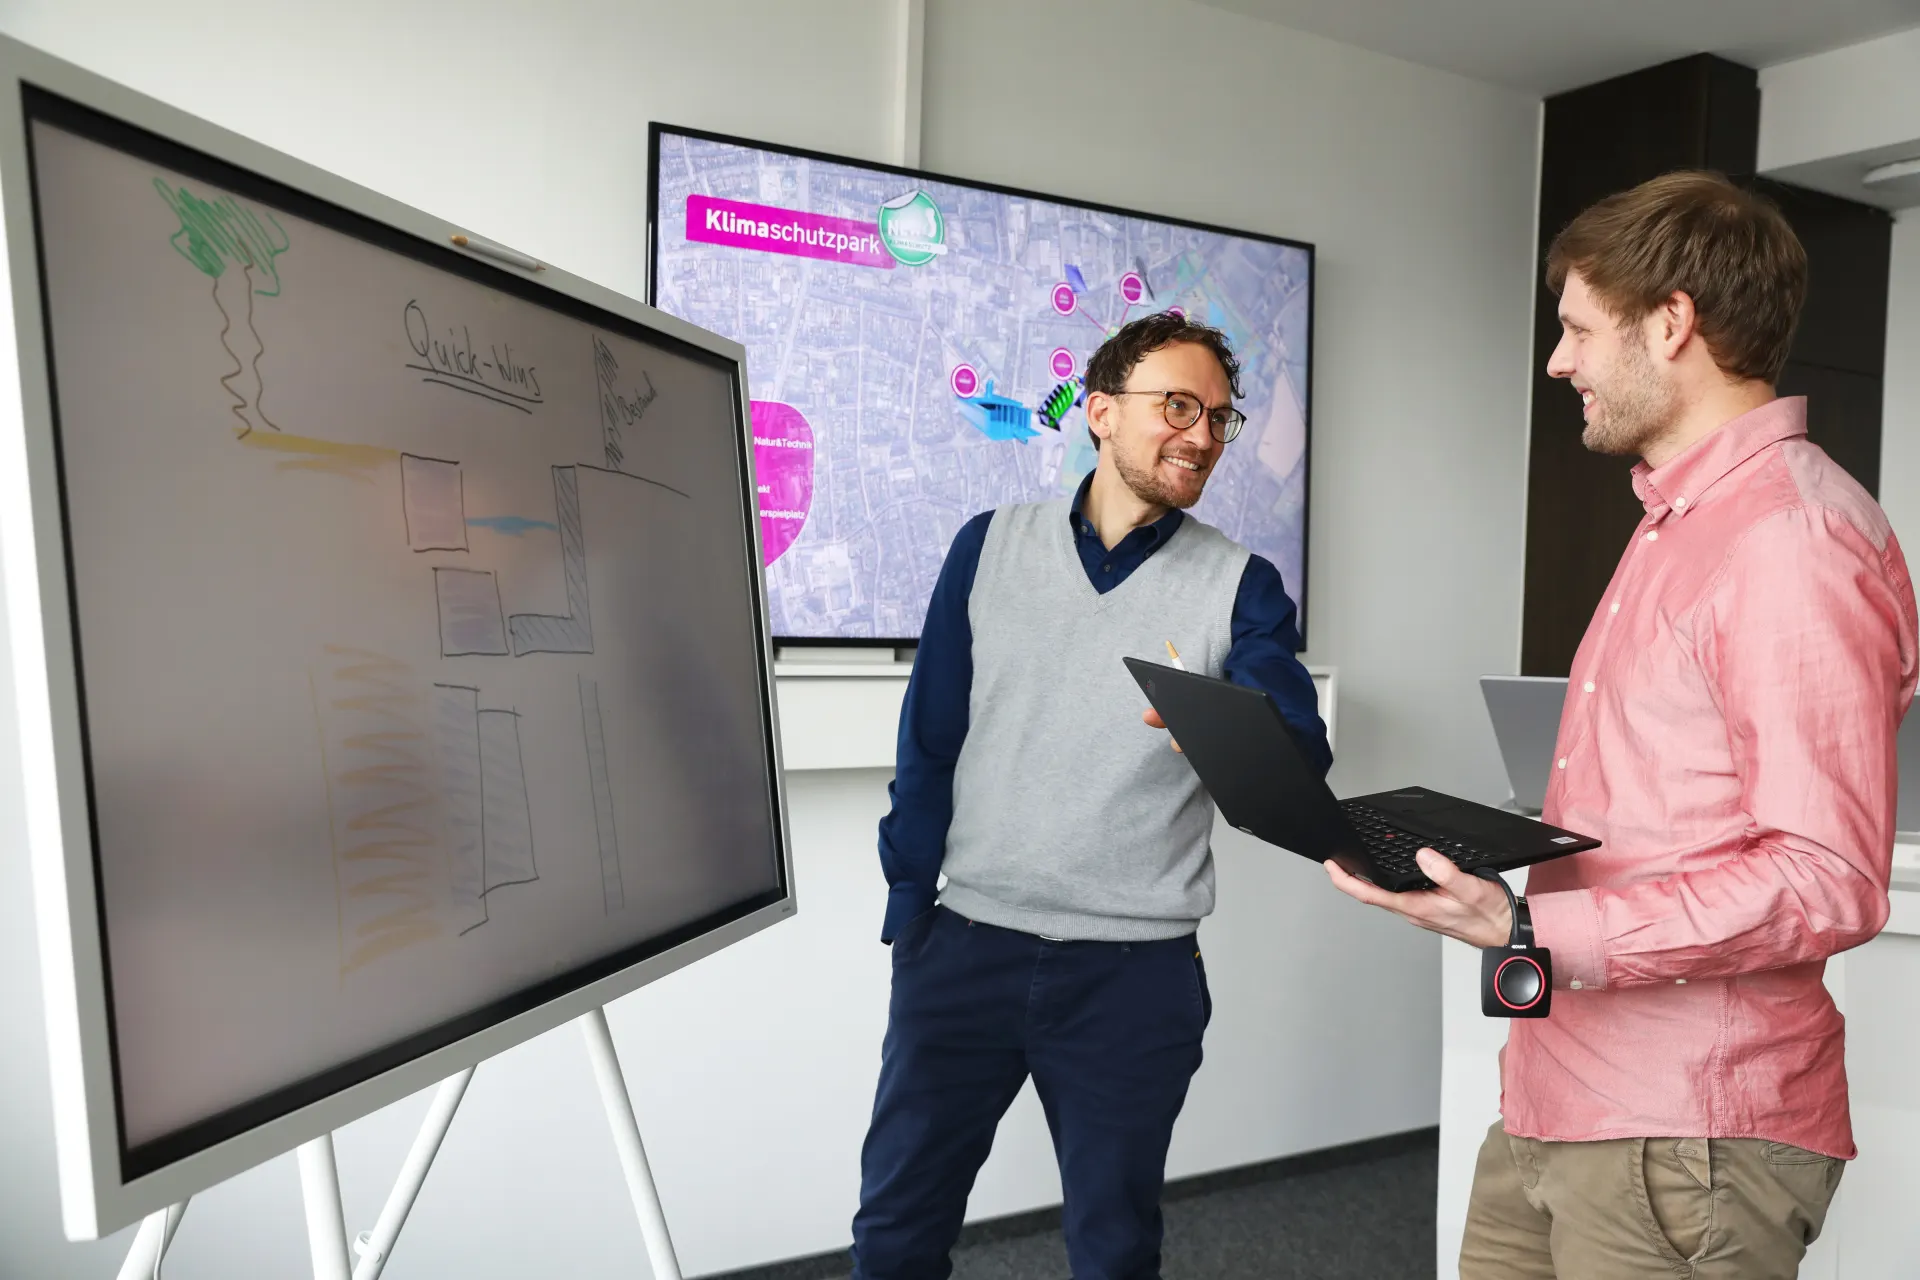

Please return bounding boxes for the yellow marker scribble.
[316,645,445,975]
[238,429,398,482]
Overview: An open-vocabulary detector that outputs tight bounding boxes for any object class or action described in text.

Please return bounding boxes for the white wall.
[0,0,907,304]
[1758,27,1920,175]
[0,1,1540,1275]
[923,0,1539,808]
[1756,26,1920,543]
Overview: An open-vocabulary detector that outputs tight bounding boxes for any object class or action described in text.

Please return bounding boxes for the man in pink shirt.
[1330,171,1918,1278]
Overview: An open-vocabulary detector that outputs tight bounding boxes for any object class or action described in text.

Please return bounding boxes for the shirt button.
[1674,496,1688,510]
[1102,564,1112,572]
[1676,978,1687,985]
[1557,758,1567,769]
[1610,601,1620,614]
[1645,530,1659,542]
[1583,682,1595,694]
[1569,979,1583,990]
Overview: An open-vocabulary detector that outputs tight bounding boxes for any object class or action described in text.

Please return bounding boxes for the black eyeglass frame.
[1106,389,1246,443]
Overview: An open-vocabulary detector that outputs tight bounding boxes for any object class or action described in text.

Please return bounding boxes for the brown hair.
[1545,171,1807,384]
[1083,311,1242,448]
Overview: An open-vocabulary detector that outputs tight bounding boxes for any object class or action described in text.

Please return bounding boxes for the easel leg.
[351,1067,474,1280]
[115,1202,187,1280]
[581,1007,684,1280]
[296,1134,353,1280]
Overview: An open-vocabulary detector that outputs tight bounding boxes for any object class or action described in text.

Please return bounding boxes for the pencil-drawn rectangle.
[431,683,487,934]
[479,710,537,891]
[434,568,508,657]
[509,466,593,655]
[401,454,467,552]
[579,675,624,912]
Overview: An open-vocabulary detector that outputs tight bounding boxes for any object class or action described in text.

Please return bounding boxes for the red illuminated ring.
[1493,955,1546,1010]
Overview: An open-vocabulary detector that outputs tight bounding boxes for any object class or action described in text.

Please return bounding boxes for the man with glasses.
[850,312,1328,1280]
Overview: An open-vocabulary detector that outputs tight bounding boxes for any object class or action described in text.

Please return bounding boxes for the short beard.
[1581,333,1677,458]
[1112,441,1206,509]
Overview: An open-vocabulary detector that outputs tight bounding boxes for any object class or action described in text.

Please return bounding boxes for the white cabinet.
[773,657,1338,772]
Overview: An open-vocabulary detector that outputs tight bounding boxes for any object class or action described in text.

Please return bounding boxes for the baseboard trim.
[702,1124,1440,1280]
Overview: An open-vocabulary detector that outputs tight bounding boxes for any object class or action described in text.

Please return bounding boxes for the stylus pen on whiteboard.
[450,233,544,272]
[1164,640,1188,672]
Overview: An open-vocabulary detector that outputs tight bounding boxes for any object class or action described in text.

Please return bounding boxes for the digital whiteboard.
[0,39,792,1238]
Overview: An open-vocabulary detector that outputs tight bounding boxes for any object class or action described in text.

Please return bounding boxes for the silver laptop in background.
[1480,676,1569,814]
[1899,703,1920,835]
[1477,678,1920,833]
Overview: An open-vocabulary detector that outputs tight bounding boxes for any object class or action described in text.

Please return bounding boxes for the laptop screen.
[1480,676,1568,813]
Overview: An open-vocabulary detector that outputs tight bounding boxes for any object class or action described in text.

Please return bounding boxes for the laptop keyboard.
[1341,802,1506,881]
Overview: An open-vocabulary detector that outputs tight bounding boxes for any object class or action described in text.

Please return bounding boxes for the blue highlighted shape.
[956,377,1038,443]
[468,515,559,537]
[1065,264,1088,295]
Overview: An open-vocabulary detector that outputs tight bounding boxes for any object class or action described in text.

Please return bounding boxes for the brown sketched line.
[508,466,594,655]
[404,363,539,414]
[580,674,623,914]
[318,645,444,973]
[212,271,283,439]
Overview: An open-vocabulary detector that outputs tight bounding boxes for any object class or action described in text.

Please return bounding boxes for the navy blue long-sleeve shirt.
[877,479,1330,941]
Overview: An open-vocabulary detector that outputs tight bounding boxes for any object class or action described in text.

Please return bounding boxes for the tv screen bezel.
[645,122,1315,650]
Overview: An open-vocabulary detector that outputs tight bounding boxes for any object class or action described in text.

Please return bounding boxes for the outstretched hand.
[1324,847,1513,949]
[1141,707,1182,753]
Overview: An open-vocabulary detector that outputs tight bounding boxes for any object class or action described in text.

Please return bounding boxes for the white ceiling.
[1196,0,1920,95]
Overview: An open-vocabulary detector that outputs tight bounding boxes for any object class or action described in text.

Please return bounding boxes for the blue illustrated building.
[955,377,1038,442]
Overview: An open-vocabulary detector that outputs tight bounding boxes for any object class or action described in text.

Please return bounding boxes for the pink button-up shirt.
[1505,398,1918,1159]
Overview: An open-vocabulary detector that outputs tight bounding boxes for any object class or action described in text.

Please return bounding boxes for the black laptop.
[1125,658,1600,891]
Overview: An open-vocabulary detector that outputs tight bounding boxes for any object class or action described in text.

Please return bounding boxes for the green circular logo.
[878,190,946,267]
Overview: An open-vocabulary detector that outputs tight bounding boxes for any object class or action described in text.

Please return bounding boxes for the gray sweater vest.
[939,499,1250,941]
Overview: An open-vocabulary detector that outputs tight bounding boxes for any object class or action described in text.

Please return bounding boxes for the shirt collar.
[1069,470,1185,544]
[1630,396,1808,521]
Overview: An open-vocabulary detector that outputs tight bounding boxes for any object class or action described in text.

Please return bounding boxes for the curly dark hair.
[1081,311,1243,449]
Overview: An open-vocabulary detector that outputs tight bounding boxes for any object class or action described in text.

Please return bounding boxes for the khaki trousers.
[1459,1121,1845,1279]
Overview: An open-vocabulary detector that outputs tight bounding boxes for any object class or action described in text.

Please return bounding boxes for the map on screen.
[650,128,1313,642]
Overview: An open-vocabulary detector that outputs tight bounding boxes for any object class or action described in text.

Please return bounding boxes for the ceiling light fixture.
[1863,157,1920,185]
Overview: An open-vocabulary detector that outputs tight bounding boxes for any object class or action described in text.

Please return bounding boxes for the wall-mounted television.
[648,124,1314,646]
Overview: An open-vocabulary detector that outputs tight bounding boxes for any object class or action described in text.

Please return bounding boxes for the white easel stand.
[113,1201,185,1280]
[119,1006,683,1280]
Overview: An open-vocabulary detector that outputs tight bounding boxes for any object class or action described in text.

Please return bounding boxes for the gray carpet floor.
[719,1129,1437,1280]
[944,1140,1436,1279]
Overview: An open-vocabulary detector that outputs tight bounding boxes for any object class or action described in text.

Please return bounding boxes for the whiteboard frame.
[0,34,796,1241]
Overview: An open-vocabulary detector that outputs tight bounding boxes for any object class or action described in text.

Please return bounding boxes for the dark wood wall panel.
[1519,56,1892,676]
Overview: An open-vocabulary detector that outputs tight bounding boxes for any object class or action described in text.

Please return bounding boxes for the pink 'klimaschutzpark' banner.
[686,195,895,270]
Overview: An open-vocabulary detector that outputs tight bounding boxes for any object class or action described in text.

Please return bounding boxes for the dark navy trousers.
[850,907,1212,1280]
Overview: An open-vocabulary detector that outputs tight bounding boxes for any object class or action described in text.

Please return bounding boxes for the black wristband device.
[1476,869,1552,1018]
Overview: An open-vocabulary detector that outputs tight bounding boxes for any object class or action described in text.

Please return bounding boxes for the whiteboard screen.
[19,91,785,1176]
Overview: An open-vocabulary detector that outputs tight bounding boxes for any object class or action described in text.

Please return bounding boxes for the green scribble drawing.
[155,180,289,294]
[155,179,290,438]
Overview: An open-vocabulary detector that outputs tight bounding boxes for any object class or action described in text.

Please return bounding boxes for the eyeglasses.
[1109,390,1246,444]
